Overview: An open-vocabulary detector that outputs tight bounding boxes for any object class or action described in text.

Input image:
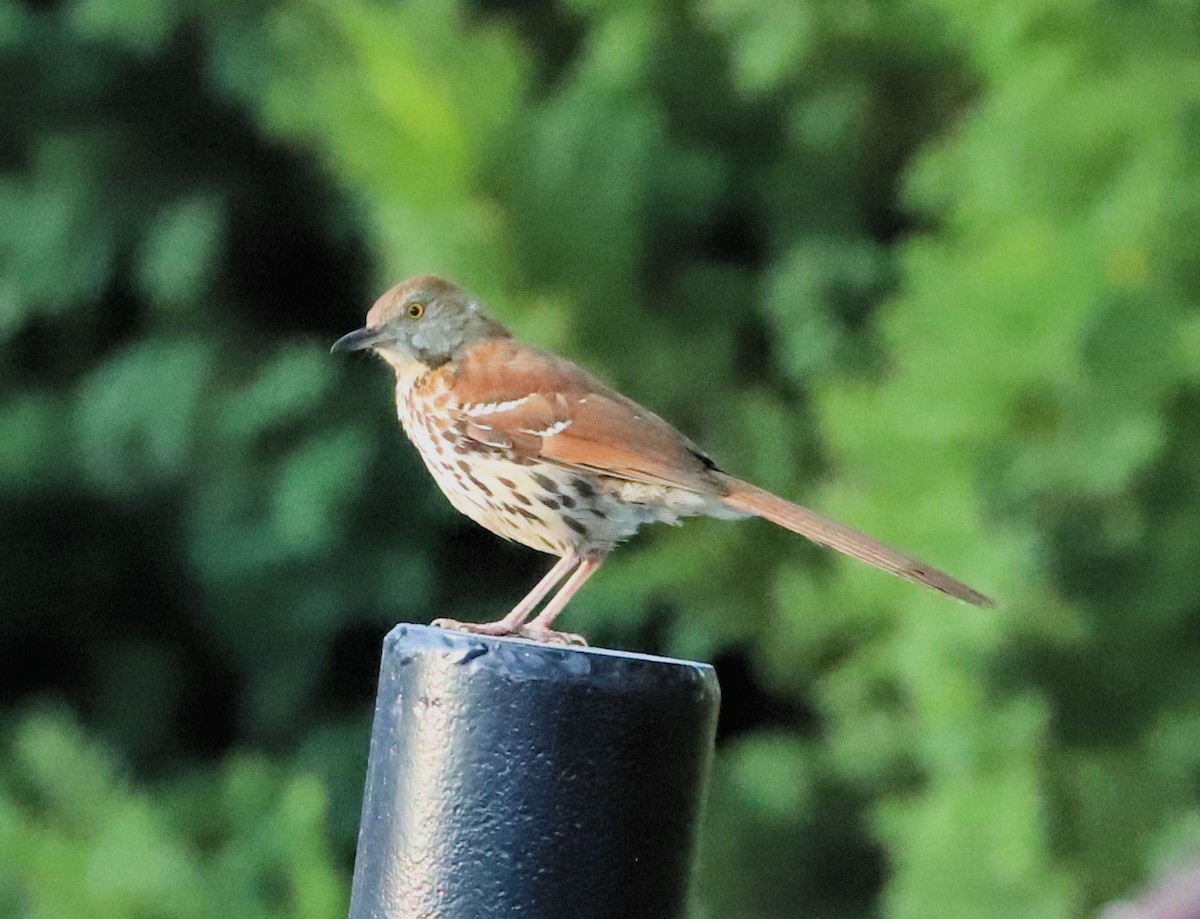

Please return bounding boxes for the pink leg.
[501,554,580,625]
[520,555,605,644]
[432,554,579,637]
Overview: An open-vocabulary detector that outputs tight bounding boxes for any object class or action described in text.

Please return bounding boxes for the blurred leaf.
[0,708,343,919]
[697,0,814,95]
[0,392,70,494]
[220,343,336,442]
[76,338,216,494]
[273,427,372,556]
[137,195,226,309]
[69,0,180,55]
[0,135,120,337]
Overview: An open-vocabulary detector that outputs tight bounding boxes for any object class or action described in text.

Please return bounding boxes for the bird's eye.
[407,301,426,319]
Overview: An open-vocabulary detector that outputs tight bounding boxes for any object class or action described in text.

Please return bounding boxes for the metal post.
[348,623,720,919]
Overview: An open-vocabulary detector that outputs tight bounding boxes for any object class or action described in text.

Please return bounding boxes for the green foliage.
[2,0,1199,916]
[0,707,343,919]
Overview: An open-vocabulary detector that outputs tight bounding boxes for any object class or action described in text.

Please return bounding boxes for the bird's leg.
[431,554,579,638]
[498,553,581,626]
[519,554,605,646]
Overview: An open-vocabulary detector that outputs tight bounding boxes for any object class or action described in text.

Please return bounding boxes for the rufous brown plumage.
[332,275,992,645]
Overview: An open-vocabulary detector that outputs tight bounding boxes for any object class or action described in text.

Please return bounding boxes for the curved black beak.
[330,327,386,354]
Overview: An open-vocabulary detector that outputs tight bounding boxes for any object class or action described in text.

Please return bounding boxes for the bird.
[332,275,992,645]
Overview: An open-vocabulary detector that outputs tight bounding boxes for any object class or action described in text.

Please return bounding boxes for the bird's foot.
[516,625,589,647]
[430,617,588,647]
[430,617,520,637]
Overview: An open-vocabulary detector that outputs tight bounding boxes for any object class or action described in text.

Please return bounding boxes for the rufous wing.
[448,339,726,493]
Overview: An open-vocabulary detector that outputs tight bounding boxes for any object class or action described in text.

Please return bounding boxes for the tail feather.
[719,477,993,607]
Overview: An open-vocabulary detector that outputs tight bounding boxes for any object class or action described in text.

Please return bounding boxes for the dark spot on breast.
[559,494,576,509]
[571,478,596,498]
[510,490,532,506]
[497,477,516,489]
[457,460,471,473]
[589,508,606,519]
[532,472,558,493]
[516,506,541,522]
[463,468,493,496]
[564,517,588,537]
[538,496,560,510]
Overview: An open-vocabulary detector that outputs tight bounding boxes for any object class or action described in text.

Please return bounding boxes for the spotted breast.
[394,361,735,559]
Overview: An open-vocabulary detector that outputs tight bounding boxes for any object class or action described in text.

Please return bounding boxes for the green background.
[3,0,1200,916]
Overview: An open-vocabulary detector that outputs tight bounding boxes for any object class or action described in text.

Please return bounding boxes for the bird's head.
[331,275,510,368]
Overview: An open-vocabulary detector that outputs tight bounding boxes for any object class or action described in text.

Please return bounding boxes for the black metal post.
[348,623,720,919]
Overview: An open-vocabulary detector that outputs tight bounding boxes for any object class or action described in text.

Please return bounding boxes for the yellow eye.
[407,301,426,319]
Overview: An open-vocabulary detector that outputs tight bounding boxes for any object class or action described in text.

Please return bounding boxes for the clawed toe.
[430,617,518,638]
[430,618,588,647]
[429,619,588,647]
[517,626,589,647]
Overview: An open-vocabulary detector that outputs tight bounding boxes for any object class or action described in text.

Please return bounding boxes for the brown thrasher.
[333,275,991,645]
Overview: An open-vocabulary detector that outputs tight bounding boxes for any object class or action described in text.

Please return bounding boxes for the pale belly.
[395,379,737,557]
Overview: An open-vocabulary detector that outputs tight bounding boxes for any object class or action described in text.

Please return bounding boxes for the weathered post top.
[348,623,720,919]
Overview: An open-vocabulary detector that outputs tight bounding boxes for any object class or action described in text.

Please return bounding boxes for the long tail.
[718,476,993,607]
